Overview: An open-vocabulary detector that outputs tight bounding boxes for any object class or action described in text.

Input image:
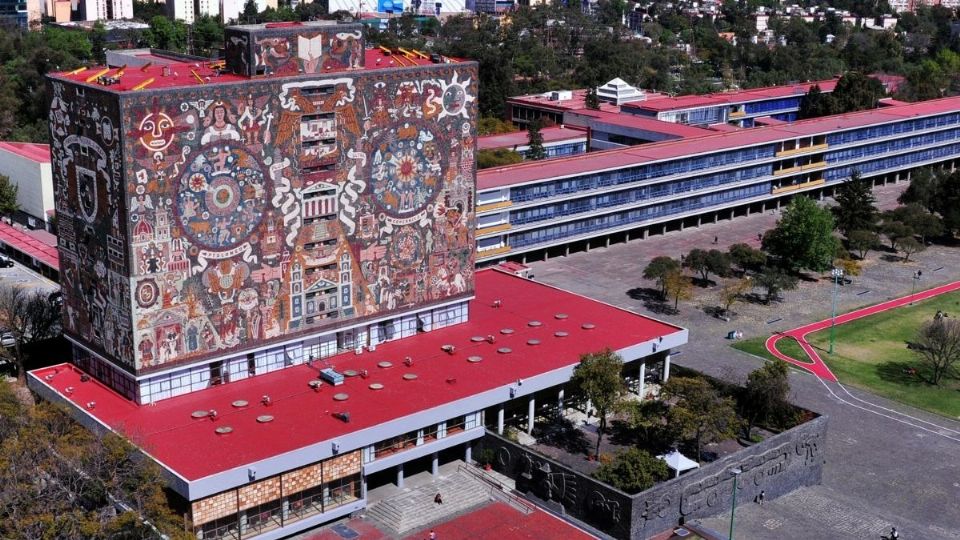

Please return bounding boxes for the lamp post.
[829,268,844,355]
[728,467,742,540]
[910,270,922,305]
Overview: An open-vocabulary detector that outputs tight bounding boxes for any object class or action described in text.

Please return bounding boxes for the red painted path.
[764,280,960,382]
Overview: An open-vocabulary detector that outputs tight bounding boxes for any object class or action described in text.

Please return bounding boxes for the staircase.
[364,471,492,535]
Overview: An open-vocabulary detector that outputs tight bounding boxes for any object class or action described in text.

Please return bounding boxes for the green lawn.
[805,291,960,419]
[733,335,807,365]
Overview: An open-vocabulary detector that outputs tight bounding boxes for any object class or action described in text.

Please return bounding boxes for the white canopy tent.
[658,449,700,478]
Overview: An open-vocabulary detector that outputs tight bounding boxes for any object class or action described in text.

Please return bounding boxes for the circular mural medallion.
[135,279,160,309]
[175,144,269,251]
[442,85,466,116]
[369,121,447,217]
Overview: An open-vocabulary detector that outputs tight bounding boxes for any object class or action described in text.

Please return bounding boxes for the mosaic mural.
[51,60,477,375]
[225,24,365,77]
[49,82,135,368]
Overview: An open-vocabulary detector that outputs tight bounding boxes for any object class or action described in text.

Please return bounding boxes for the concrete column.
[663,353,671,383]
[558,388,565,414]
[662,224,667,235]
[697,216,701,226]
[361,475,368,499]
[527,396,536,434]
[497,405,505,435]
[638,361,646,400]
[713,212,718,223]
[564,246,569,256]
[643,228,649,239]
[605,237,610,248]
[679,221,685,231]
[397,463,405,488]
[431,452,439,476]
[746,205,751,216]
[464,445,472,464]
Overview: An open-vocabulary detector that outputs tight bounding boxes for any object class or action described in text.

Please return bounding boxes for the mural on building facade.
[225,25,365,77]
[49,81,135,369]
[112,65,477,374]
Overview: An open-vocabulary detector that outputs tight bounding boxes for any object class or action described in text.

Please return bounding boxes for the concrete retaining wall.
[476,415,828,539]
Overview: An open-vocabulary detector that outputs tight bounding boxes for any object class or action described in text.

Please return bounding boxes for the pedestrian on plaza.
[434,492,443,504]
[757,490,765,505]
[429,530,437,540]
[889,526,898,539]
[757,232,762,241]
[714,236,718,244]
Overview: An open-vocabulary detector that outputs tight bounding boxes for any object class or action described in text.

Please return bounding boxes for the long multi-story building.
[30,21,688,539]
[476,97,960,264]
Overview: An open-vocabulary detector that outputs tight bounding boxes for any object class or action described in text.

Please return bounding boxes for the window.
[323,473,361,511]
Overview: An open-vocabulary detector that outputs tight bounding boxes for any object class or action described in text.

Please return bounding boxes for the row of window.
[827,112,960,146]
[825,127,960,164]
[744,97,803,115]
[509,164,772,226]
[509,183,770,248]
[367,414,479,461]
[511,147,774,204]
[826,142,960,181]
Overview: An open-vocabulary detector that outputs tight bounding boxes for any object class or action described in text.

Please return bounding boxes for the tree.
[898,236,925,262]
[144,16,187,52]
[832,171,878,236]
[763,196,839,272]
[526,119,546,161]
[834,257,862,284]
[913,318,960,385]
[663,270,693,311]
[477,116,515,136]
[241,0,260,23]
[888,203,943,243]
[683,248,730,284]
[754,266,799,304]
[584,87,601,110]
[847,229,880,260]
[663,377,741,462]
[719,278,753,314]
[592,448,671,494]
[728,243,767,274]
[0,174,18,216]
[831,71,886,113]
[899,168,938,213]
[740,361,792,438]
[643,256,681,299]
[798,84,836,119]
[880,220,914,250]
[570,349,628,458]
[0,285,61,382]
[617,399,674,451]
[477,148,523,169]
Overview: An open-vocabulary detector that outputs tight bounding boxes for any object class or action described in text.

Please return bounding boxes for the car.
[0,331,15,348]
[0,254,13,268]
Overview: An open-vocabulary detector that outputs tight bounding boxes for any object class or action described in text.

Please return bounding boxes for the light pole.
[728,467,742,540]
[910,270,923,305]
[829,267,844,355]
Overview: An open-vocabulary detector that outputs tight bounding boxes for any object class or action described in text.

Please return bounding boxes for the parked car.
[0,254,13,268]
[0,331,16,348]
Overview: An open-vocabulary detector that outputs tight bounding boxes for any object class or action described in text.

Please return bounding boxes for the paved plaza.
[528,183,960,539]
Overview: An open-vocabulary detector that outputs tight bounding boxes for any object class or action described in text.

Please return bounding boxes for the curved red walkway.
[764,280,960,382]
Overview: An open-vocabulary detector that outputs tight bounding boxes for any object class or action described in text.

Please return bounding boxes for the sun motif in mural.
[175,144,270,250]
[436,72,475,120]
[369,120,447,217]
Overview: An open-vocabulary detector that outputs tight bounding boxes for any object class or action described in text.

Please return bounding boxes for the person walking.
[889,526,898,539]
[429,530,437,540]
[434,492,443,504]
[757,490,765,505]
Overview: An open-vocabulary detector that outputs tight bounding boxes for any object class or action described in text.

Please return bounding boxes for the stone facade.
[192,490,237,526]
[238,477,281,512]
[477,415,828,539]
[190,449,362,526]
[324,449,361,481]
[281,462,323,495]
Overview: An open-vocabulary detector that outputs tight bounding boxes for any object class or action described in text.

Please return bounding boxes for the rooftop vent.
[335,411,351,423]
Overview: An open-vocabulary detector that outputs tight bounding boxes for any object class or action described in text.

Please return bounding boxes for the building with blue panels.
[475,97,960,264]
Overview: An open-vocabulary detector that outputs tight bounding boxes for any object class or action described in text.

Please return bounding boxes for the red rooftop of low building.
[30,269,684,481]
[0,141,51,164]
[477,125,587,151]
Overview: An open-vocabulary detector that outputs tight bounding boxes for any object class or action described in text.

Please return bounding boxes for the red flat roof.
[478,95,960,191]
[0,142,51,164]
[30,270,682,481]
[50,49,441,93]
[478,126,587,151]
[623,79,839,113]
[0,221,59,269]
[573,109,716,139]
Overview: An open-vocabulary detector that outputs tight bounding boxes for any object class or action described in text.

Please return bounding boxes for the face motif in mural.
[175,144,269,250]
[370,121,447,217]
[138,112,176,153]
